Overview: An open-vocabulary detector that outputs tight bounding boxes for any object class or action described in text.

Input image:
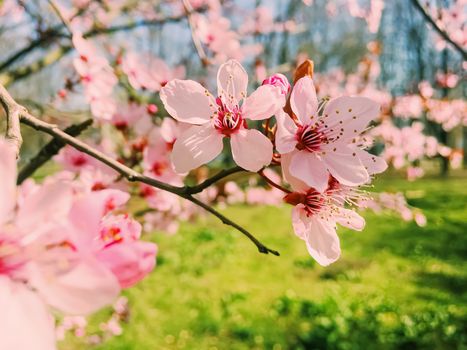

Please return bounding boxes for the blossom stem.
[258,169,291,194]
[47,0,73,35]
[183,166,245,195]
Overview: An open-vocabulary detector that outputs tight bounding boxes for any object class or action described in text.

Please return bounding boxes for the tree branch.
[0,45,71,87]
[183,166,245,195]
[0,84,25,156]
[184,195,279,256]
[17,118,93,184]
[182,0,210,66]
[0,83,278,256]
[410,0,467,60]
[47,0,73,35]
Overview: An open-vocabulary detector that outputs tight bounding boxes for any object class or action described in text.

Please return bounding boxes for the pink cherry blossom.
[47,189,158,294]
[284,177,365,266]
[54,145,96,172]
[143,119,185,185]
[95,214,157,289]
[393,95,424,119]
[0,139,122,350]
[121,52,185,92]
[276,76,386,192]
[72,33,117,121]
[160,59,285,173]
[111,103,148,131]
[0,139,55,350]
[359,192,427,228]
[193,13,261,63]
[241,6,275,35]
[262,73,291,95]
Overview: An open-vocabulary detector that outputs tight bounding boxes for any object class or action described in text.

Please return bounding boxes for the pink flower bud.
[262,73,291,95]
[147,104,158,114]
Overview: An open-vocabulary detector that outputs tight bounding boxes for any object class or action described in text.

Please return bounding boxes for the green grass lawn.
[61,174,467,350]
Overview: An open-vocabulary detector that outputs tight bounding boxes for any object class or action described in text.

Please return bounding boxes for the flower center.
[214,98,245,136]
[303,188,326,216]
[100,226,123,248]
[296,124,326,152]
[283,189,326,217]
[72,155,88,167]
[151,161,167,176]
[0,237,25,277]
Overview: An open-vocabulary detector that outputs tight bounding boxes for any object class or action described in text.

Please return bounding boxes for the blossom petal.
[97,241,157,289]
[322,145,369,186]
[322,96,380,141]
[281,152,309,192]
[290,76,319,125]
[336,208,365,231]
[291,204,310,240]
[290,151,329,192]
[0,276,56,350]
[217,59,248,108]
[69,189,130,245]
[30,259,120,315]
[243,85,285,121]
[171,124,224,173]
[305,217,341,266]
[275,110,298,154]
[230,129,273,172]
[16,181,73,233]
[160,79,215,124]
[353,147,388,175]
[0,139,16,226]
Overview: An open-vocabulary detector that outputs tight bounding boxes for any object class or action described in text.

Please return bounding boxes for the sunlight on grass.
[62,175,467,350]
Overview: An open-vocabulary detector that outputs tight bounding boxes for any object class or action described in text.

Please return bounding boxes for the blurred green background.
[60,172,467,350]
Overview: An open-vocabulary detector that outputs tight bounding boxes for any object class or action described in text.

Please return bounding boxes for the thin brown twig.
[184,166,245,195]
[17,118,93,184]
[258,169,291,194]
[410,0,466,60]
[47,0,73,35]
[0,83,278,255]
[182,0,210,66]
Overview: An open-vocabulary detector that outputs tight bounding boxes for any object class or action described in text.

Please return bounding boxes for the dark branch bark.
[183,166,245,195]
[410,0,467,60]
[17,118,93,184]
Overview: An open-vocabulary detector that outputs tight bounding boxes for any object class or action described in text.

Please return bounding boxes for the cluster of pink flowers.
[370,121,451,179]
[56,296,130,346]
[0,139,156,349]
[160,59,387,266]
[72,33,118,120]
[426,98,466,131]
[240,6,300,35]
[121,51,186,93]
[359,192,427,227]
[424,0,466,51]
[311,47,461,180]
[346,0,385,33]
[193,11,262,63]
[3,1,464,348]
